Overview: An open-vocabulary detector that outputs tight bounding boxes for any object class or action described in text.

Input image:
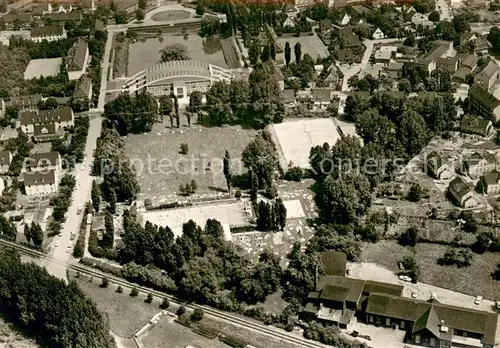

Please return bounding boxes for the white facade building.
[30,25,67,43]
[24,170,58,196]
[20,107,74,134]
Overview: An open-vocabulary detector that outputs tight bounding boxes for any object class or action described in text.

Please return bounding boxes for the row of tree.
[255,198,287,232]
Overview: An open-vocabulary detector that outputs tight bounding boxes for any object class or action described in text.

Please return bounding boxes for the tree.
[103,92,157,134]
[30,223,43,248]
[274,198,287,231]
[177,305,186,316]
[270,43,276,61]
[407,183,424,202]
[256,201,273,231]
[260,44,270,62]
[294,42,301,64]
[397,109,428,158]
[108,188,117,214]
[159,95,173,123]
[180,143,189,155]
[435,20,456,41]
[145,292,153,303]
[191,307,204,321]
[200,15,221,37]
[248,41,259,65]
[173,94,180,128]
[428,11,440,22]
[190,179,197,193]
[103,212,114,249]
[135,9,144,21]
[91,180,100,212]
[160,44,190,62]
[101,277,109,288]
[188,91,203,124]
[400,227,419,247]
[223,150,232,193]
[249,169,258,201]
[159,298,170,309]
[284,42,291,67]
[24,224,31,244]
[196,4,204,16]
[130,287,139,297]
[138,0,147,9]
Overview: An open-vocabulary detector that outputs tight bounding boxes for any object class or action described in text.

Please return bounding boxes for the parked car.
[411,291,417,298]
[399,275,412,282]
[54,241,59,247]
[474,296,483,305]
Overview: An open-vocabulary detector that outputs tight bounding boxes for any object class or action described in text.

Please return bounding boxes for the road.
[44,116,102,279]
[97,30,115,110]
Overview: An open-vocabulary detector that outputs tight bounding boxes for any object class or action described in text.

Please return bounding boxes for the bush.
[145,292,153,303]
[160,298,170,309]
[130,287,139,297]
[177,305,186,316]
[101,276,109,288]
[399,227,419,247]
[437,248,473,268]
[234,189,242,199]
[191,307,204,321]
[180,143,189,155]
[407,183,424,202]
[264,185,278,199]
[116,285,123,293]
[284,166,303,182]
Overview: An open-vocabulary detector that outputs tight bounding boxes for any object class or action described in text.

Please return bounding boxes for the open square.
[277,34,329,63]
[270,118,341,169]
[139,202,250,240]
[283,199,305,219]
[24,58,62,80]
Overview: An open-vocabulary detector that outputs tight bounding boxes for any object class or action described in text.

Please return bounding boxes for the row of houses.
[300,251,498,348]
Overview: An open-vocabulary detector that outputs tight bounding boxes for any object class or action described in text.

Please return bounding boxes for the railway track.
[0,239,332,348]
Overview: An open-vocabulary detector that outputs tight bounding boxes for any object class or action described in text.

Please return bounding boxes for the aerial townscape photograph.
[1,0,500,346]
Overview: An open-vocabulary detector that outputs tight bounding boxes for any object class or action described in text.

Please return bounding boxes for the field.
[0,316,37,348]
[127,33,228,75]
[123,123,258,200]
[23,58,62,80]
[360,240,500,300]
[75,275,162,337]
[277,33,329,63]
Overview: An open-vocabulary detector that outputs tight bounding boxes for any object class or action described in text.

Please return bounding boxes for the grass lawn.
[74,275,162,337]
[123,123,258,200]
[0,316,37,348]
[361,240,500,299]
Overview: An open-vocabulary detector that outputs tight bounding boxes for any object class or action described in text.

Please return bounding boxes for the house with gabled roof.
[0,150,13,174]
[460,115,494,137]
[461,151,497,178]
[341,13,351,26]
[474,60,499,92]
[478,171,500,194]
[468,83,500,122]
[0,13,33,29]
[283,15,295,28]
[22,151,62,174]
[461,32,489,54]
[257,24,284,65]
[372,27,384,39]
[48,12,82,23]
[426,151,454,180]
[32,3,53,16]
[20,107,74,134]
[30,25,66,43]
[73,75,92,105]
[448,176,478,208]
[66,38,89,81]
[24,170,58,196]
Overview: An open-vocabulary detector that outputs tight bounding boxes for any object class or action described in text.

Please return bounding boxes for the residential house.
[436,57,458,73]
[32,3,53,16]
[473,61,499,92]
[323,64,343,89]
[448,176,477,207]
[460,115,494,137]
[311,89,332,110]
[374,46,396,65]
[263,60,284,91]
[468,83,500,122]
[0,150,12,174]
[80,0,96,12]
[479,171,500,194]
[453,67,472,83]
[283,89,296,108]
[372,27,384,39]
[0,13,33,29]
[319,19,337,33]
[460,53,478,70]
[341,13,351,26]
[426,151,454,180]
[411,13,434,29]
[8,95,42,112]
[0,179,5,194]
[257,24,284,65]
[365,294,497,348]
[22,151,62,174]
[66,38,89,81]
[461,32,489,54]
[461,152,497,177]
[20,107,74,134]
[283,15,295,28]
[283,4,298,17]
[90,18,105,39]
[55,4,72,13]
[33,123,65,142]
[24,170,58,196]
[415,43,453,74]
[48,12,83,23]
[73,75,92,107]
[30,25,66,43]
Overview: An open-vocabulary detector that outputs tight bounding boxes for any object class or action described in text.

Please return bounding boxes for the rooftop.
[469,83,500,110]
[67,38,88,72]
[24,151,60,168]
[73,76,92,99]
[24,169,56,186]
[20,107,73,126]
[30,25,64,38]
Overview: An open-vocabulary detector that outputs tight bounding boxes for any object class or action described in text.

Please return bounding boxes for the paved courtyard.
[24,58,62,80]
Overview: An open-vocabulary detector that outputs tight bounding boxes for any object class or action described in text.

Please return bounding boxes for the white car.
[68,242,72,248]
[66,247,71,253]
[474,296,483,305]
[54,241,59,247]
[399,275,412,282]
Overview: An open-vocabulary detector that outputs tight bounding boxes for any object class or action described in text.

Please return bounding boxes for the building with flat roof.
[123,60,233,98]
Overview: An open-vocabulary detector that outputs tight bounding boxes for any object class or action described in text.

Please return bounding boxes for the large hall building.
[122,60,233,98]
